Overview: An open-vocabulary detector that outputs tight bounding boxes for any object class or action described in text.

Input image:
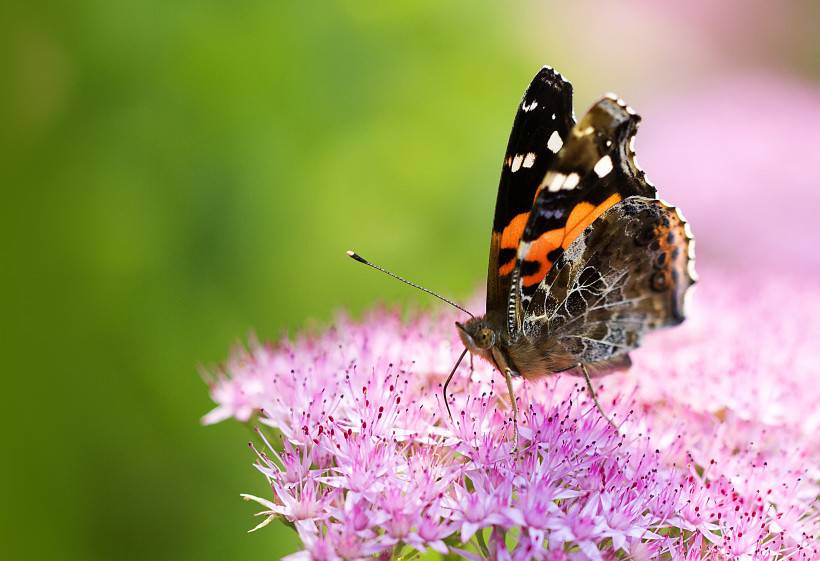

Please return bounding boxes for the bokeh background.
[2,2,818,560]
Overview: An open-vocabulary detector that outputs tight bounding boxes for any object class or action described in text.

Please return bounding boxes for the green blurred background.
[1,2,817,560]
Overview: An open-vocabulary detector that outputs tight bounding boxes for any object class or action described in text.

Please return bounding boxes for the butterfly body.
[464,67,696,388]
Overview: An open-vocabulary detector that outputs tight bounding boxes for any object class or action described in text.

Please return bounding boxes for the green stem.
[474,528,490,557]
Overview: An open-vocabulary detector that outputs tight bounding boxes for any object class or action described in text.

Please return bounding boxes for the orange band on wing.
[521,193,623,288]
[498,259,516,276]
[521,229,563,286]
[563,193,621,243]
[499,212,530,249]
[497,211,531,275]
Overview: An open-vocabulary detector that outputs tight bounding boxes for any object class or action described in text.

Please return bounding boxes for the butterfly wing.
[487,67,575,329]
[522,196,696,373]
[512,95,657,319]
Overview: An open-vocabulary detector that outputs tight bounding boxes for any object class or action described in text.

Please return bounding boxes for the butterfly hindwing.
[521,196,696,372]
[487,67,575,329]
[513,95,658,316]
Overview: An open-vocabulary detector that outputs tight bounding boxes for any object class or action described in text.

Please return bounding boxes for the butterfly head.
[456,317,497,354]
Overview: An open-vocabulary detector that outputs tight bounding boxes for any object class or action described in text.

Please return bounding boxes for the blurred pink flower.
[639,73,820,276]
[204,262,819,560]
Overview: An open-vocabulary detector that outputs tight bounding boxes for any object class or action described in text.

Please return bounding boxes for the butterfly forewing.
[487,67,575,330]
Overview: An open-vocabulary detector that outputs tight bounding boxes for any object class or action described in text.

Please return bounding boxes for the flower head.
[205,263,819,560]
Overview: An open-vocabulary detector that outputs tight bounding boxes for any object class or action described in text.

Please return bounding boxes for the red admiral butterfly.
[350,66,696,437]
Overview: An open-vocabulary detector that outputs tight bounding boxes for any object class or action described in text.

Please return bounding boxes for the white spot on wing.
[522,100,538,112]
[593,155,613,177]
[547,173,566,192]
[511,154,524,173]
[563,173,580,190]
[547,131,563,153]
[522,152,536,168]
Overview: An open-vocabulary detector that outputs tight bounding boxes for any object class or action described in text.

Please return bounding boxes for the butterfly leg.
[443,348,469,423]
[579,363,618,430]
[503,367,520,450]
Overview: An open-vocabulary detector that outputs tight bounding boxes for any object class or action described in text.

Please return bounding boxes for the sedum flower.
[204,261,818,560]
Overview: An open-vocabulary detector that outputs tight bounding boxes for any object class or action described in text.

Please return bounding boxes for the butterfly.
[450,67,696,431]
[349,66,696,435]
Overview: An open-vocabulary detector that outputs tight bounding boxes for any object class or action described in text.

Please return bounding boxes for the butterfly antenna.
[346,250,474,318]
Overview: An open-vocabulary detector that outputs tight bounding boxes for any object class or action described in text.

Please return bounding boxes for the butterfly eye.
[477,328,496,349]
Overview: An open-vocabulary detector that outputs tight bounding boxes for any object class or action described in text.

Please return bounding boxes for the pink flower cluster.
[203,264,819,561]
